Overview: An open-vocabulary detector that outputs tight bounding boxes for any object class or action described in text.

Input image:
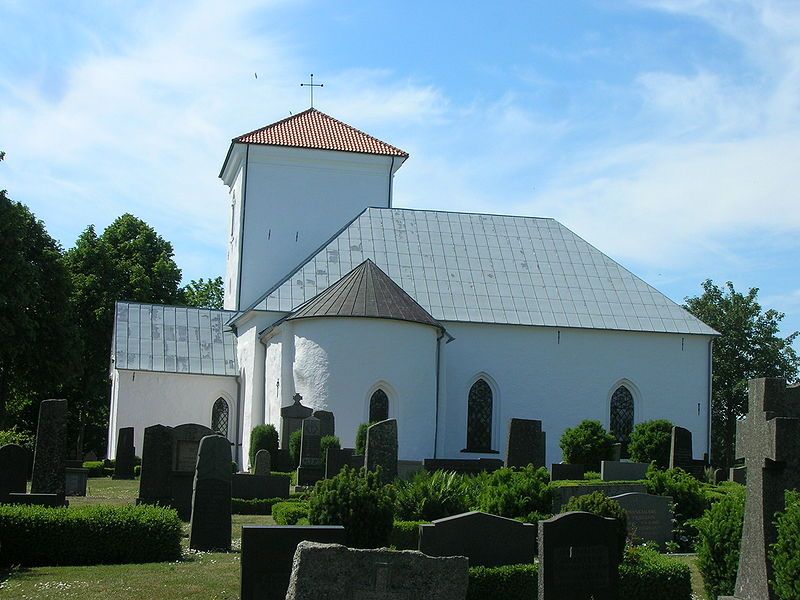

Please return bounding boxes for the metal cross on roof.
[300,73,323,108]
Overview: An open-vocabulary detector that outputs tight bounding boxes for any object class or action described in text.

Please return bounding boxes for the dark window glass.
[369,389,389,422]
[610,386,635,446]
[467,379,493,451]
[212,397,229,438]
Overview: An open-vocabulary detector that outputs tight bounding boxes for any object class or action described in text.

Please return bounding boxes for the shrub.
[82,461,107,477]
[561,491,627,557]
[249,424,279,469]
[466,563,538,600]
[231,497,286,515]
[289,429,303,468]
[320,435,341,458]
[0,427,35,452]
[559,420,615,471]
[389,520,427,550]
[475,466,551,519]
[770,491,800,600]
[619,545,692,600]
[628,419,674,470]
[395,470,474,521]
[646,467,706,521]
[272,501,309,525]
[355,422,373,455]
[694,485,744,599]
[0,504,182,566]
[584,471,601,481]
[308,466,395,548]
[134,465,141,476]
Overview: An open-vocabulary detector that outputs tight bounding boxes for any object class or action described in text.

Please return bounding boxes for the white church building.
[107,108,717,468]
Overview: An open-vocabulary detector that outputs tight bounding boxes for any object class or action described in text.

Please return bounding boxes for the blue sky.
[1,0,798,348]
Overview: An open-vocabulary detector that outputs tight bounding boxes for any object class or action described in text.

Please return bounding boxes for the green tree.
[180,276,224,309]
[0,151,81,429]
[64,214,183,456]
[684,280,799,469]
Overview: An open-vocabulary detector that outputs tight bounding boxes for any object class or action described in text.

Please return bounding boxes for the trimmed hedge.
[272,501,309,525]
[231,497,287,515]
[619,545,692,600]
[389,520,427,550]
[0,504,182,566]
[466,563,538,600]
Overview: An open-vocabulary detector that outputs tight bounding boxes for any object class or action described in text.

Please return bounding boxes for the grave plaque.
[600,461,649,481]
[538,511,621,600]
[64,467,89,496]
[138,424,173,505]
[419,511,537,566]
[297,417,323,485]
[253,449,271,475]
[285,542,469,600]
[720,378,800,600]
[312,409,335,438]
[365,419,398,483]
[30,399,68,495]
[550,463,585,481]
[189,435,232,551]
[240,525,346,600]
[172,423,215,472]
[281,393,313,449]
[325,447,354,479]
[176,440,201,472]
[0,444,28,500]
[609,492,673,546]
[505,418,546,469]
[113,427,136,479]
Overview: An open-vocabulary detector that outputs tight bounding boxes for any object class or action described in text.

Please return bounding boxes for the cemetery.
[0,379,797,598]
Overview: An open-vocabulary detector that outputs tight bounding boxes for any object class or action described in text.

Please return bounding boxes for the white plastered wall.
[440,322,712,465]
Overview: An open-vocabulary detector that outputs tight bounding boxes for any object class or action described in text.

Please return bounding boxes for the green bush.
[320,435,341,458]
[308,466,395,548]
[646,467,707,522]
[272,501,309,525]
[355,422,373,456]
[231,497,287,515]
[466,563,538,600]
[389,520,427,550]
[619,545,692,600]
[0,504,182,566]
[694,485,744,599]
[770,491,800,600]
[289,429,303,468]
[134,465,141,476]
[249,424,279,469]
[628,419,674,470]
[559,420,615,471]
[0,427,35,452]
[584,470,601,480]
[561,491,627,557]
[82,461,107,477]
[475,466,551,519]
[395,470,474,521]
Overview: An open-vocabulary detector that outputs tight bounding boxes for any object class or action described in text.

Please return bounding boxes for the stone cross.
[721,378,800,600]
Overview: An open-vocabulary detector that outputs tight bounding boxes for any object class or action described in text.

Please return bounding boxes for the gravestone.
[0,444,28,500]
[272,448,294,472]
[714,468,726,485]
[365,418,398,483]
[281,393,313,449]
[720,378,800,600]
[253,449,271,475]
[550,463,585,481]
[349,453,365,470]
[550,483,646,513]
[113,427,136,479]
[609,492,673,546]
[423,458,504,474]
[189,435,232,551]
[7,492,66,507]
[730,466,746,485]
[669,426,706,479]
[312,409,335,438]
[64,467,88,496]
[610,443,623,461]
[285,541,469,600]
[30,399,68,495]
[505,418,546,469]
[538,511,621,600]
[325,447,354,479]
[296,416,323,486]
[138,424,174,505]
[240,525,346,600]
[171,423,215,520]
[419,511,537,566]
[600,461,648,481]
[232,473,290,500]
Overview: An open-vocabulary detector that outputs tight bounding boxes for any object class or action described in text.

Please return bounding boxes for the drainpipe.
[235,375,242,468]
[433,330,455,459]
[707,338,714,461]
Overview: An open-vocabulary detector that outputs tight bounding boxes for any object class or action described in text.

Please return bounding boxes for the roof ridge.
[231,108,316,142]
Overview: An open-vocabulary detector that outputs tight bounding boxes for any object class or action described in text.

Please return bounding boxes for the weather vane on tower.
[300,73,324,108]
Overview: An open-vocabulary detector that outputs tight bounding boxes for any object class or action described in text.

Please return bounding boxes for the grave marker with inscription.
[505,418,546,469]
[550,463,585,481]
[189,435,232,551]
[253,449,271,475]
[365,419,398,483]
[325,447,354,479]
[281,394,313,449]
[600,460,649,481]
[669,426,706,479]
[609,492,673,546]
[312,409,335,438]
[138,424,173,505]
[296,416,323,485]
[171,423,214,520]
[30,399,68,496]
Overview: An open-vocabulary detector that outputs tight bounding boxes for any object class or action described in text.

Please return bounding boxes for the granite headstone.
[296,416,323,485]
[550,482,646,513]
[600,461,649,481]
[281,393,313,449]
[171,423,214,520]
[253,449,271,475]
[609,492,673,546]
[669,426,706,479]
[730,466,746,485]
[113,427,136,479]
[231,473,290,500]
[365,418,398,483]
[312,410,335,438]
[64,467,88,496]
[0,444,28,500]
[505,418,546,469]
[30,399,68,495]
[550,463,585,481]
[189,435,232,551]
[138,424,173,505]
[325,447,354,479]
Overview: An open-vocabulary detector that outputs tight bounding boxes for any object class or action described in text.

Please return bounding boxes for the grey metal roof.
[287,259,442,329]
[113,301,238,376]
[254,207,717,336]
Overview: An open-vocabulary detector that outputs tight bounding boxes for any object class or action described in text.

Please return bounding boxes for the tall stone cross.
[722,378,800,600]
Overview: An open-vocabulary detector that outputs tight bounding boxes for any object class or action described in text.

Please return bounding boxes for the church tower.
[219,109,408,311]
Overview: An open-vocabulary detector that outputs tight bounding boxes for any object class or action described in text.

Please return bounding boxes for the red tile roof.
[233,108,408,157]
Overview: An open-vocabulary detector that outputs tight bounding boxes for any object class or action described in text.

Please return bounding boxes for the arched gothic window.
[466,379,493,451]
[211,397,230,438]
[369,389,389,422]
[610,385,634,446]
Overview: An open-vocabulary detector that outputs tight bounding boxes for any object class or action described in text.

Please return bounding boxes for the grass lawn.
[4,478,708,599]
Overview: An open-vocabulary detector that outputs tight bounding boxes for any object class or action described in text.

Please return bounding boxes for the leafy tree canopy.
[684,279,799,468]
[180,276,224,309]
